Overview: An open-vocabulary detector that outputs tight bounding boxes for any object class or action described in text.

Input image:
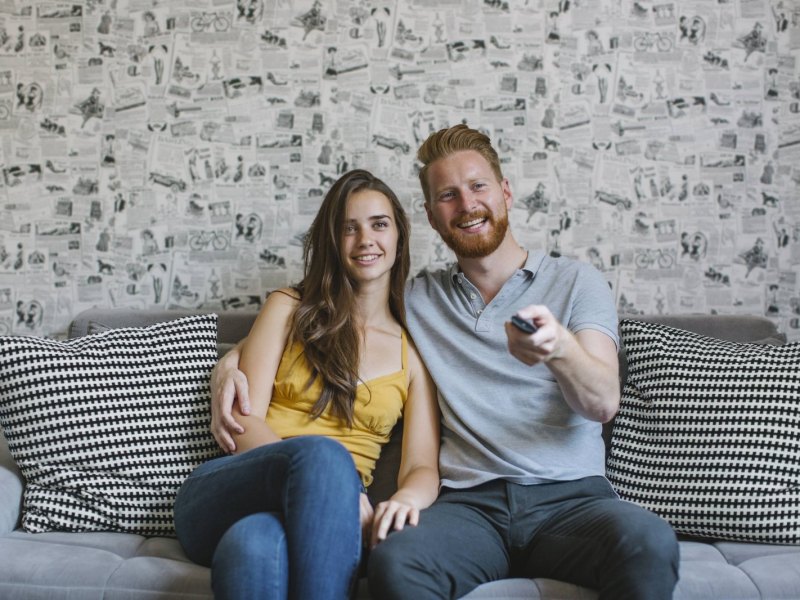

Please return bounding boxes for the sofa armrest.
[0,428,23,535]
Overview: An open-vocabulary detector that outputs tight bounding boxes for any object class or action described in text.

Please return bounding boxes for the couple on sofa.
[174,124,679,600]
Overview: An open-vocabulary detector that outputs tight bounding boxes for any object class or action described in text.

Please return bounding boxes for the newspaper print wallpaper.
[1,0,799,340]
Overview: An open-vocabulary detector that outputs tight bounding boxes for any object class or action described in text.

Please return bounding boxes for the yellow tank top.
[267,331,408,487]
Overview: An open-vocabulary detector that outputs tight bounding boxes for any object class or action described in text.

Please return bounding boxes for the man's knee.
[606,505,679,592]
[623,508,678,560]
[368,533,420,599]
[369,522,455,600]
[636,513,679,567]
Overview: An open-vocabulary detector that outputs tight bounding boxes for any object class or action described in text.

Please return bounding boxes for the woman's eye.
[374,221,388,229]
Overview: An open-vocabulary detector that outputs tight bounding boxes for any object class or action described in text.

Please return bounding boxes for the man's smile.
[457,217,488,231]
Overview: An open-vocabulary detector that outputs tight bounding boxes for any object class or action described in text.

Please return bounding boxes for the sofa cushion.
[607,319,800,545]
[0,315,221,536]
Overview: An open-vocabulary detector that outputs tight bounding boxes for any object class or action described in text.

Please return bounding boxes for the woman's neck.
[354,280,394,329]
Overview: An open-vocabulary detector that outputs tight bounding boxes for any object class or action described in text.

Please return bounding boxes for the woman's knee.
[290,435,352,463]
[284,436,359,487]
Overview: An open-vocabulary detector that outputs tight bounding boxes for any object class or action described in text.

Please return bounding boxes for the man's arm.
[505,305,619,423]
[229,290,298,453]
[210,341,251,453]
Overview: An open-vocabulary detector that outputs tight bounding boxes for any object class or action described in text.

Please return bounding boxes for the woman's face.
[340,189,399,288]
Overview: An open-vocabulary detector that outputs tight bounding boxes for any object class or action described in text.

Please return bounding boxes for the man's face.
[424,150,511,259]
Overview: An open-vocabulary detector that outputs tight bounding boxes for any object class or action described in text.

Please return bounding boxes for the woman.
[174,170,440,600]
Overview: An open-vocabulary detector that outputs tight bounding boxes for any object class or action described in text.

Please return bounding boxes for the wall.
[1,0,799,340]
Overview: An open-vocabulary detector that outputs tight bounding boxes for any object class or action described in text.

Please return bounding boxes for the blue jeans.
[174,436,362,600]
[369,477,679,600]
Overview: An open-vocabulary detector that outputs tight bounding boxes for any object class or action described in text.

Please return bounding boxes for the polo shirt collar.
[448,248,547,283]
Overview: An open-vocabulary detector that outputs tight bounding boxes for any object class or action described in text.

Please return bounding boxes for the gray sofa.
[1,308,799,599]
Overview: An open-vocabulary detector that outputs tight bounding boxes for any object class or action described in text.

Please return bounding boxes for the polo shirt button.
[470,292,476,299]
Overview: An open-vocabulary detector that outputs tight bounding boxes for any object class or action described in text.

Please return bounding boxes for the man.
[211,124,679,599]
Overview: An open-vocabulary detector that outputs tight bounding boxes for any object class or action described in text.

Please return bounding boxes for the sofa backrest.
[68,308,256,359]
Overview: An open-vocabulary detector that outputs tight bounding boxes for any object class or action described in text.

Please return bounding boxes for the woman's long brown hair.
[290,169,410,426]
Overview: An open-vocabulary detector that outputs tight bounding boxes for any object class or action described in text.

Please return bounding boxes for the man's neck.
[456,237,528,304]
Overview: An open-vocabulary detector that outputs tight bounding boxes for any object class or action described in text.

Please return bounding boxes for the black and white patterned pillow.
[0,314,221,536]
[607,319,800,544]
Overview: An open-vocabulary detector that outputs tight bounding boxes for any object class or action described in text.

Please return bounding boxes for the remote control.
[510,315,537,334]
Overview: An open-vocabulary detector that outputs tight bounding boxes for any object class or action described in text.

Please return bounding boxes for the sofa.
[1,307,799,599]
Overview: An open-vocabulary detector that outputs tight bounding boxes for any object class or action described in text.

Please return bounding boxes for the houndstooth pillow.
[607,319,800,544]
[0,314,221,536]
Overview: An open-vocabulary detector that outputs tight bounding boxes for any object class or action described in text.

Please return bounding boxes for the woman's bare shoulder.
[265,287,301,307]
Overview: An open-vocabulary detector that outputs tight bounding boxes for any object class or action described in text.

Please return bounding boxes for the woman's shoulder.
[265,287,301,307]
[404,333,427,377]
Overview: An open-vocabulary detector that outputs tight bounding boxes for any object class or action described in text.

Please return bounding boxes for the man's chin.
[438,219,509,259]
[439,233,502,259]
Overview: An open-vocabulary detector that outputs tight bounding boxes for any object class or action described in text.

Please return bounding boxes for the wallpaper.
[1,0,799,340]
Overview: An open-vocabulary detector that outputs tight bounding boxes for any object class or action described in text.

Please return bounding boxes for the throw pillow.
[0,314,221,536]
[608,319,800,544]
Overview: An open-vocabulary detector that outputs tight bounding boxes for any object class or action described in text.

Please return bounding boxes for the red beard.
[437,208,509,259]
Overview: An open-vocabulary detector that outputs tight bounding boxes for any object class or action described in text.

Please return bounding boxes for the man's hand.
[505,304,620,423]
[505,305,565,365]
[210,346,251,453]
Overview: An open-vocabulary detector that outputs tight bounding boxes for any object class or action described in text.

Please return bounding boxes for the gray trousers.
[368,476,679,600]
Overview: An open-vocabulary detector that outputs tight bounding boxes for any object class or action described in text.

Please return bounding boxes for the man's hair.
[417,124,504,203]
[292,169,410,426]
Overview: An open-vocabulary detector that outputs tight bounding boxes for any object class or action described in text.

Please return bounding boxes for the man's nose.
[455,189,477,212]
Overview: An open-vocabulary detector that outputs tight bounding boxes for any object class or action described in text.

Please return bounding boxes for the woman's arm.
[230,289,299,454]
[370,339,440,548]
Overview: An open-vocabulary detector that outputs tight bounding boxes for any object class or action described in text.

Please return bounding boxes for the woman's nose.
[357,230,374,246]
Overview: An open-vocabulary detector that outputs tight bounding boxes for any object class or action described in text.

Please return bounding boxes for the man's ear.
[502,178,513,210]
[424,200,435,229]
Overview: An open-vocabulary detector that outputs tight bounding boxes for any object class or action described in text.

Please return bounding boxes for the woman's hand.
[369,498,420,549]
[359,493,374,547]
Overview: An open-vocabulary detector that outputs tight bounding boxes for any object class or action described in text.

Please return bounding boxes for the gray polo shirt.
[405,250,619,489]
